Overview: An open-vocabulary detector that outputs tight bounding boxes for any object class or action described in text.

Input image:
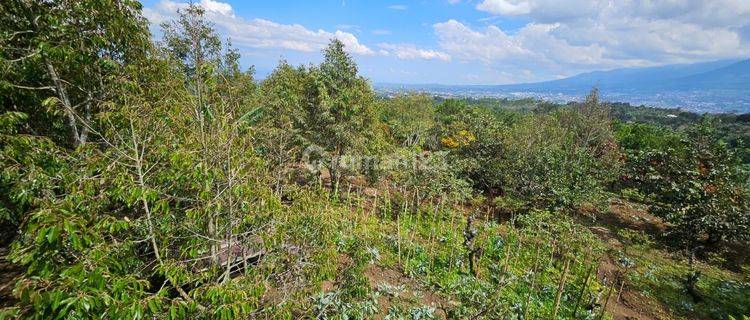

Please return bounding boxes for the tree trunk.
[44,57,82,147]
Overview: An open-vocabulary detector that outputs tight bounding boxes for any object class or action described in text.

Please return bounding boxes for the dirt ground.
[589,200,673,320]
[363,264,451,319]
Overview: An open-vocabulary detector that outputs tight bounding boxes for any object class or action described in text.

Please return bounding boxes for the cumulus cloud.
[433,20,529,63]
[476,0,532,16]
[144,0,374,55]
[200,0,234,17]
[378,43,452,61]
[448,0,750,72]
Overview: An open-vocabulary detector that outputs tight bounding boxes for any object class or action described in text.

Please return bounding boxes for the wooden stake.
[573,259,598,318]
[552,257,572,319]
[598,271,618,320]
[524,244,543,319]
[617,272,627,303]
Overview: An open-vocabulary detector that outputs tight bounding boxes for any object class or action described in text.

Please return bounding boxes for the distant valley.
[377,59,750,114]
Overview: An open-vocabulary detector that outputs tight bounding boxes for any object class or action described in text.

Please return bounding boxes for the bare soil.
[589,200,673,320]
[363,264,451,319]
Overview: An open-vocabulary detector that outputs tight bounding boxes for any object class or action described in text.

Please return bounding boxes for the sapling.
[463,214,480,276]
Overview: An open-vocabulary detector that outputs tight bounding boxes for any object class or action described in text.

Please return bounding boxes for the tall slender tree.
[302,39,376,189]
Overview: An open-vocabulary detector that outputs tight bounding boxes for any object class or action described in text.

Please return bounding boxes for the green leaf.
[46,226,60,244]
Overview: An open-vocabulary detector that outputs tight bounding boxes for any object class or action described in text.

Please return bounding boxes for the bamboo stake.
[346,184,352,211]
[500,234,512,277]
[397,205,402,265]
[552,257,572,319]
[598,271,619,320]
[573,259,599,317]
[549,239,557,269]
[523,243,543,319]
[509,231,525,273]
[449,206,457,269]
[617,270,628,303]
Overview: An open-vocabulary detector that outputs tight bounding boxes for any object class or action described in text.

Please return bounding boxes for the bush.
[624,122,750,246]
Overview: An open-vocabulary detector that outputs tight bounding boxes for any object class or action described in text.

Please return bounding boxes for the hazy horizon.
[142,0,750,85]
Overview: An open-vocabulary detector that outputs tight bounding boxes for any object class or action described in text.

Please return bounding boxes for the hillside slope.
[500,59,741,92]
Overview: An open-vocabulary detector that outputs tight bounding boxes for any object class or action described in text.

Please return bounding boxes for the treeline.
[1,1,749,319]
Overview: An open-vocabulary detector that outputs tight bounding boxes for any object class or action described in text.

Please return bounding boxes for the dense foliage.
[621,122,750,246]
[1,1,748,319]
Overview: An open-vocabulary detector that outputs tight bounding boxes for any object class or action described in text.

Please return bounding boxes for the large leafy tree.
[434,100,506,193]
[379,93,436,147]
[626,122,750,247]
[257,61,309,192]
[159,3,257,122]
[3,4,269,318]
[0,0,150,148]
[435,90,620,213]
[158,3,264,274]
[301,39,377,189]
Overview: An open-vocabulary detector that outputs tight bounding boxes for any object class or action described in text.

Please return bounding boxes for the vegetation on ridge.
[1,1,749,319]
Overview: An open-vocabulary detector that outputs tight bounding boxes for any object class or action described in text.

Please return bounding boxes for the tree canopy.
[1,2,749,319]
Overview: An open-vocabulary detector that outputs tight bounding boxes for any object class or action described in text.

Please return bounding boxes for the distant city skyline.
[142,0,750,85]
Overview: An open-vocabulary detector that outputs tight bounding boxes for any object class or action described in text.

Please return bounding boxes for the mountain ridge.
[376,58,750,113]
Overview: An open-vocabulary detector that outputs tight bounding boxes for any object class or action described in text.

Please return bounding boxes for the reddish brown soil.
[596,254,671,320]
[589,200,673,320]
[363,264,451,319]
[602,200,667,236]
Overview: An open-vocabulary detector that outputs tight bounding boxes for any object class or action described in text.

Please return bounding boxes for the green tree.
[380,93,436,147]
[3,5,269,317]
[614,121,683,152]
[300,39,377,190]
[557,88,616,156]
[499,113,613,212]
[257,61,309,192]
[434,100,506,193]
[0,0,150,148]
[626,122,750,247]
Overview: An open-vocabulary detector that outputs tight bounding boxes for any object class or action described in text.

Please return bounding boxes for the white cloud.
[145,0,374,55]
[378,43,451,61]
[387,5,408,10]
[200,0,234,17]
[336,24,362,34]
[372,29,392,35]
[449,0,750,71]
[433,20,530,63]
[476,0,531,16]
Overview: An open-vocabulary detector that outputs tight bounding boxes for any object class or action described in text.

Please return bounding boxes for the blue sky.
[142,0,750,85]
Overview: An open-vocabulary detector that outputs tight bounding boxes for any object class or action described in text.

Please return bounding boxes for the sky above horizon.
[142,0,750,85]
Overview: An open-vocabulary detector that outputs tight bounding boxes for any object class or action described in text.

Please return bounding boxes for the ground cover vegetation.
[1,1,749,319]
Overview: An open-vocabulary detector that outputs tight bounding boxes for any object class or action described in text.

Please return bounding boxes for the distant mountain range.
[376,58,750,113]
